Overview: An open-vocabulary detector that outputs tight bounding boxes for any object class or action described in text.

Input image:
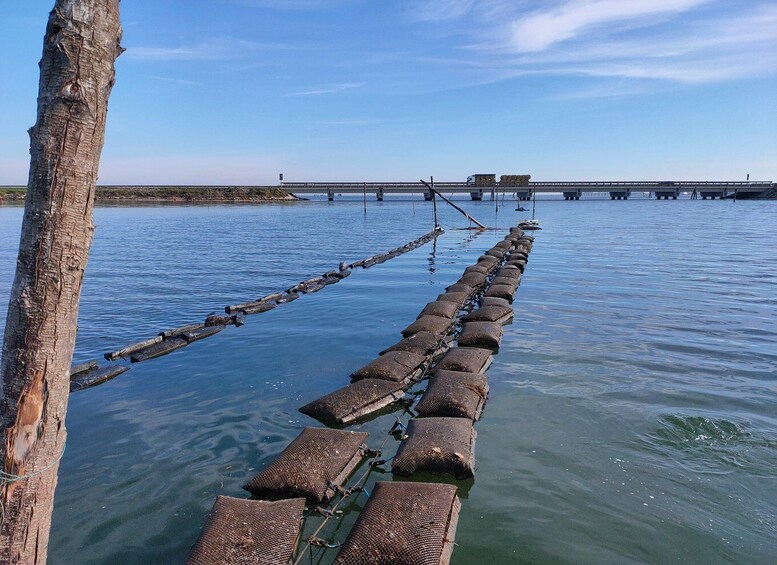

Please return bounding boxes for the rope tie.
[308,536,340,549]
[344,485,364,496]
[0,443,66,483]
[327,481,347,497]
[314,507,336,518]
[0,442,66,528]
[389,420,406,435]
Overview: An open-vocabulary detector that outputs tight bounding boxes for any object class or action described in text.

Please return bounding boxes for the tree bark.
[0,1,122,563]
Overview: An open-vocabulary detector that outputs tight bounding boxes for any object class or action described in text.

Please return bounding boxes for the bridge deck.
[280,181,771,194]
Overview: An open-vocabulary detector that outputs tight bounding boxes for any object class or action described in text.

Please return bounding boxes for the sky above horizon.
[1,0,776,184]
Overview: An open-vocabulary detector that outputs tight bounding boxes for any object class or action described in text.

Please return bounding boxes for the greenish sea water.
[1,198,775,564]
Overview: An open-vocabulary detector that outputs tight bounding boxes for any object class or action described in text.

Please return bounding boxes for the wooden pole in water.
[0,1,123,562]
[363,182,366,214]
[431,176,439,229]
[421,179,486,230]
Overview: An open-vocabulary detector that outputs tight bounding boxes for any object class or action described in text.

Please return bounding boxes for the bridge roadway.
[280,180,774,201]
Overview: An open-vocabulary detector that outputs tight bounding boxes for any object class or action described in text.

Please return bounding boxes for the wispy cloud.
[313,119,380,126]
[413,0,475,21]
[146,75,202,86]
[509,0,710,52]
[412,1,777,88]
[285,83,363,96]
[228,0,345,9]
[124,37,290,61]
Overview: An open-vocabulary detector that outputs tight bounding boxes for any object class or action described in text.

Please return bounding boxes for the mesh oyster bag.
[432,347,492,375]
[351,350,427,383]
[418,300,460,319]
[332,481,460,565]
[187,496,305,565]
[461,304,513,324]
[402,315,456,338]
[415,370,489,421]
[299,379,405,425]
[436,291,470,307]
[392,417,477,479]
[243,427,368,503]
[381,331,447,357]
[483,284,518,303]
[457,321,503,349]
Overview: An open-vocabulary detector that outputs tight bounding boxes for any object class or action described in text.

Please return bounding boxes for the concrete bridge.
[280,181,774,201]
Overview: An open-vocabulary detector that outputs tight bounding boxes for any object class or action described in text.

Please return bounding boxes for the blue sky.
[1,0,776,184]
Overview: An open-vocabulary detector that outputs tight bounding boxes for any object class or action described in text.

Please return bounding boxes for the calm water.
[1,198,776,564]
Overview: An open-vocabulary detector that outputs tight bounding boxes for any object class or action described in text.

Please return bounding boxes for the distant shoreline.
[0,186,297,205]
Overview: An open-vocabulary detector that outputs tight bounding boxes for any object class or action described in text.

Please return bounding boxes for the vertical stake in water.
[363,182,367,214]
[531,185,537,221]
[431,176,439,229]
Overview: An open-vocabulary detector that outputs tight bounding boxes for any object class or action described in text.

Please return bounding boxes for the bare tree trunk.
[0,1,122,563]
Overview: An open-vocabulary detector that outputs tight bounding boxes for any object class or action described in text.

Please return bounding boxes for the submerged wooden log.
[225,301,260,314]
[105,335,163,361]
[225,292,282,313]
[242,302,276,315]
[182,325,224,343]
[204,312,244,327]
[70,365,130,392]
[130,337,187,363]
[323,269,351,280]
[301,276,325,287]
[159,323,205,339]
[276,292,299,303]
[70,360,98,378]
[300,281,327,294]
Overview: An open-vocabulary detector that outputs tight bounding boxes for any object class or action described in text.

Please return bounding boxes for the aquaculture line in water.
[68,230,441,391]
[186,223,536,564]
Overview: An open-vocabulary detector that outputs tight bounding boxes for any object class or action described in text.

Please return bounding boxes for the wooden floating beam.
[182,325,224,343]
[241,301,276,315]
[70,359,98,377]
[70,365,130,392]
[105,335,162,361]
[159,322,204,339]
[130,337,188,363]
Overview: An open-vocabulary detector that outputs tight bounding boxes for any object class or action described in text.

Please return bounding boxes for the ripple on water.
[643,414,777,476]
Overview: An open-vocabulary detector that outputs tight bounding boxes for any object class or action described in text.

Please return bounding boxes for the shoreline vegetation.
[0,186,296,204]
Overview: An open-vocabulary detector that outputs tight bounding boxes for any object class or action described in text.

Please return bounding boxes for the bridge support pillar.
[563,190,581,201]
[515,189,532,201]
[655,188,679,200]
[609,189,631,200]
[376,187,384,201]
[327,189,334,201]
[423,190,433,201]
[470,189,483,201]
